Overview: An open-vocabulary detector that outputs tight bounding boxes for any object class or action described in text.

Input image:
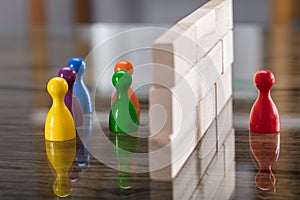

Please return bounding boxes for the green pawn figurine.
[109,70,139,133]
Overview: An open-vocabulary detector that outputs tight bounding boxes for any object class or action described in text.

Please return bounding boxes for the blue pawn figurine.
[68,58,93,171]
[68,57,93,114]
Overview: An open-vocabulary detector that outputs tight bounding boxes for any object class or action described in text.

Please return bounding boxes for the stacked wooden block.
[150,100,235,199]
[149,0,234,180]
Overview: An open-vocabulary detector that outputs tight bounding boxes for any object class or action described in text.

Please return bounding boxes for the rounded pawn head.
[57,67,76,89]
[47,77,68,99]
[68,57,86,74]
[254,70,275,91]
[114,60,134,75]
[112,70,132,91]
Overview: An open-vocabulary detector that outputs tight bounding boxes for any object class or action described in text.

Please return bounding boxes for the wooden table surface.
[0,24,299,200]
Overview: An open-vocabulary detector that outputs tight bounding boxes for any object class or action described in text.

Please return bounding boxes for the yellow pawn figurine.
[46,139,76,197]
[45,77,76,141]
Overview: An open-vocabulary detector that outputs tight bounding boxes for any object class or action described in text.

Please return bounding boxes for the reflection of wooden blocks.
[191,149,225,199]
[190,128,235,199]
[151,120,218,200]
[217,98,233,151]
[149,0,234,180]
[150,102,234,200]
[213,129,235,199]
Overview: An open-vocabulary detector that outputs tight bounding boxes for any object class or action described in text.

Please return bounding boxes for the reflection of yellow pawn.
[45,77,76,141]
[46,139,76,197]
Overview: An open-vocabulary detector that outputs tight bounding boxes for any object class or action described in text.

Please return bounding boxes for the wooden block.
[150,41,223,140]
[157,86,216,180]
[216,98,233,151]
[198,84,216,137]
[152,26,218,88]
[177,0,233,39]
[221,30,234,73]
[150,57,219,137]
[170,108,199,179]
[216,65,232,115]
[149,86,172,143]
[171,79,199,133]
[171,42,222,129]
[153,0,233,88]
[152,28,199,88]
[223,129,235,174]
[177,7,216,37]
[172,41,222,101]
[197,119,218,173]
[170,31,232,125]
[150,121,218,199]
[149,86,173,179]
[152,43,176,88]
[196,0,233,54]
[149,86,216,180]
[202,0,233,34]
[208,41,224,76]
[149,69,231,181]
[170,115,217,180]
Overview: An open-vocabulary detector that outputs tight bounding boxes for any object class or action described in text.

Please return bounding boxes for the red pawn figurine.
[249,70,280,133]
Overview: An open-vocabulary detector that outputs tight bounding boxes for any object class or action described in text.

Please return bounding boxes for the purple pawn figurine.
[57,67,83,126]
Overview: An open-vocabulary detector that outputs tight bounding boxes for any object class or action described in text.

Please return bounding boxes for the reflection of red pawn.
[250,70,280,133]
[250,132,280,191]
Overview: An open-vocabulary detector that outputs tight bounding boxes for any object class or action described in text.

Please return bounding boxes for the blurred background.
[0,0,299,30]
[0,0,299,102]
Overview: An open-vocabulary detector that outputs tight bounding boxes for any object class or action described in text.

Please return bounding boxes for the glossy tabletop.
[0,23,300,199]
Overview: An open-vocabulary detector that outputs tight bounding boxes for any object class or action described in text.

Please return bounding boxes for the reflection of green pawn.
[118,171,134,196]
[110,132,138,195]
[109,70,139,133]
